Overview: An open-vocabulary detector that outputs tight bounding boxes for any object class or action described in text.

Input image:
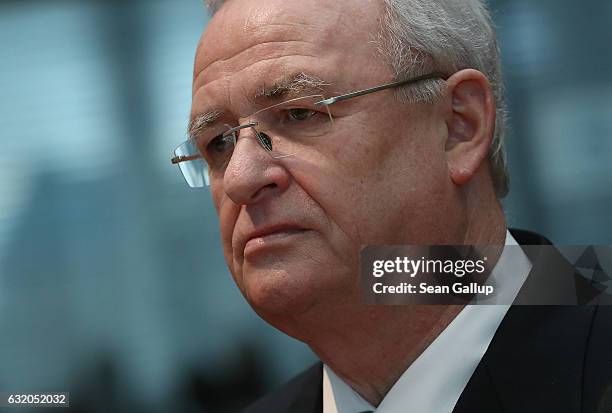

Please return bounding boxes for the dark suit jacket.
[243,230,612,413]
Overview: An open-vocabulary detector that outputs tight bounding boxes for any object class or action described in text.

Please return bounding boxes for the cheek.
[323,106,426,183]
[284,152,372,250]
[292,116,448,245]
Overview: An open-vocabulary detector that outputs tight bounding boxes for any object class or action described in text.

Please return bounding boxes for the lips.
[241,224,309,256]
[246,224,307,243]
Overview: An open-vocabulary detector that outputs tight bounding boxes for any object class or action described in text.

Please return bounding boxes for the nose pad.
[256,131,273,152]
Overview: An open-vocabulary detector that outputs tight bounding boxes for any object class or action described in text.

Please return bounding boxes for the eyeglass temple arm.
[314,72,448,106]
[171,154,201,164]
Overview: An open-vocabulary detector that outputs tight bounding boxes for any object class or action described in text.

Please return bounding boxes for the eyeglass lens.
[174,95,332,188]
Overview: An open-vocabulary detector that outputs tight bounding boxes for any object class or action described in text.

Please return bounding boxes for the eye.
[208,133,237,153]
[203,133,235,167]
[287,108,317,121]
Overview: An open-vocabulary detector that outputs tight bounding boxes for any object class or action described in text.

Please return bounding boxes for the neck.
[310,304,466,406]
[307,191,506,406]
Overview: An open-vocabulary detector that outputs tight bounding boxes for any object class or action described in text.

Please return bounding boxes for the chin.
[242,266,320,317]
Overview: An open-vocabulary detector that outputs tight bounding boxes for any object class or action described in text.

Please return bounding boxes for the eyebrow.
[187,72,331,140]
[188,109,221,142]
[254,72,331,101]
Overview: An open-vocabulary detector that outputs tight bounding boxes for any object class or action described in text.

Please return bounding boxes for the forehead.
[193,0,386,103]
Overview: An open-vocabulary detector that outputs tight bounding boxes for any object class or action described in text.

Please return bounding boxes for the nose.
[222,128,291,205]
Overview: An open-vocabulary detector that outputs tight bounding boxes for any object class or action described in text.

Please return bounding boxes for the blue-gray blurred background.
[0,0,610,412]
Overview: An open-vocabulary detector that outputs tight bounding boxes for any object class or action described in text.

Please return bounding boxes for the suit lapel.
[452,359,505,413]
[454,229,597,412]
[478,305,593,412]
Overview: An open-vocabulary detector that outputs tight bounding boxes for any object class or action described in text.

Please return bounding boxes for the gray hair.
[377,0,508,198]
[205,0,509,197]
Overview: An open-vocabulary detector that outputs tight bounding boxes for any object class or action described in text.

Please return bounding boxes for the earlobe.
[444,69,495,187]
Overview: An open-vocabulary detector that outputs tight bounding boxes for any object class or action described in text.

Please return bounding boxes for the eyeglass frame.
[171,71,448,182]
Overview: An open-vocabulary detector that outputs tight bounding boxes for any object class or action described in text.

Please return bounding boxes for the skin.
[191,0,506,406]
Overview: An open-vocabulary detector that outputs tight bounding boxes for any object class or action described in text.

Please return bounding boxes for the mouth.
[243,225,310,257]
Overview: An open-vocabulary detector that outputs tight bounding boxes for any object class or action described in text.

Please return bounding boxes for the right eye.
[203,134,235,168]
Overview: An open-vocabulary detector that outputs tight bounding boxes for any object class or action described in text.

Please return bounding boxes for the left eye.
[288,108,316,121]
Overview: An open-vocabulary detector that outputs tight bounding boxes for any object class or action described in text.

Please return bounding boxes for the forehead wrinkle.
[194,39,317,93]
[197,0,382,89]
[209,36,316,69]
[193,56,328,123]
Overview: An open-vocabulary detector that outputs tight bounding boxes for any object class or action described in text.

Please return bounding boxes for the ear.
[444,69,496,187]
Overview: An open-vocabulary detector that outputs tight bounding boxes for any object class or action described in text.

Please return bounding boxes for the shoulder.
[481,229,612,412]
[242,362,323,413]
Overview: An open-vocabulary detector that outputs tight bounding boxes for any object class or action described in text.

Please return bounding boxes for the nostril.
[252,183,277,201]
[256,132,273,151]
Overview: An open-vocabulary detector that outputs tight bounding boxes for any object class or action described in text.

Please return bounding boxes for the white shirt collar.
[323,230,532,413]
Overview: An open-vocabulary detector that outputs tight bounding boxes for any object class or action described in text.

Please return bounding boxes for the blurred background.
[0,0,610,411]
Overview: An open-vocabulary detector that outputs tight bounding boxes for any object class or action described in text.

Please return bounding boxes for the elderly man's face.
[192,0,459,320]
